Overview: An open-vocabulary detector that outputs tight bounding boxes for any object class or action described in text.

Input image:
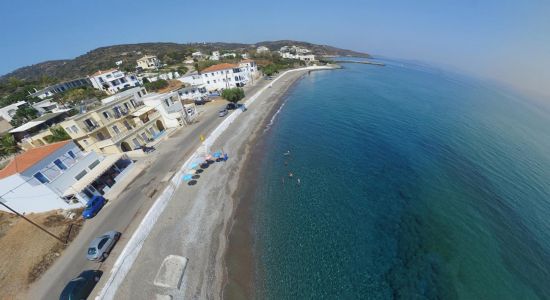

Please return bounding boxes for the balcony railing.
[108,112,161,145]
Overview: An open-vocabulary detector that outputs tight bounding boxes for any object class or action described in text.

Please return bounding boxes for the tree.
[10,105,38,127]
[0,134,18,158]
[262,64,279,76]
[44,126,71,143]
[221,88,245,103]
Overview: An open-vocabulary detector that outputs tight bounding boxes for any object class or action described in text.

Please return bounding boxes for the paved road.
[27,79,268,300]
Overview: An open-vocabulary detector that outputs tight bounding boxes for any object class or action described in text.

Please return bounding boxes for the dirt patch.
[0,209,84,299]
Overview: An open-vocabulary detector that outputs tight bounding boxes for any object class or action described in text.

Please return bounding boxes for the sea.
[246,59,550,299]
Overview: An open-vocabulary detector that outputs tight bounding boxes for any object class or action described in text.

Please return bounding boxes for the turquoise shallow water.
[251,60,550,299]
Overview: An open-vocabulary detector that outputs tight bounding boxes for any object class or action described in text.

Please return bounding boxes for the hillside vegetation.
[0,40,369,82]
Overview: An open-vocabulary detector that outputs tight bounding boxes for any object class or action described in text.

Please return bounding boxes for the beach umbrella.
[186,169,196,174]
[182,174,193,181]
[205,154,213,160]
[189,162,199,169]
[213,151,222,158]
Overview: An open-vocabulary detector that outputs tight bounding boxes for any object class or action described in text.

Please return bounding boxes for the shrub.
[221,88,245,103]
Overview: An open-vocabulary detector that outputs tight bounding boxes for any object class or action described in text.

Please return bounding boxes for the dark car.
[226,103,237,110]
[82,195,106,219]
[60,270,102,300]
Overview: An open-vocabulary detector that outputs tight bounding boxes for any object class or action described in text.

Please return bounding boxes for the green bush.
[221,88,245,103]
[144,79,169,91]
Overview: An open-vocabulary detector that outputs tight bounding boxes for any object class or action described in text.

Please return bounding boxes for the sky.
[1,0,549,97]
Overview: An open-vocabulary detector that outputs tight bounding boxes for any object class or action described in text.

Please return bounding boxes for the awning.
[63,154,124,196]
[131,106,155,116]
[9,120,46,133]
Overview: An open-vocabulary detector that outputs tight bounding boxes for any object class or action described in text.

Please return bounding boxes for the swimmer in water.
[297,178,301,185]
[289,172,293,178]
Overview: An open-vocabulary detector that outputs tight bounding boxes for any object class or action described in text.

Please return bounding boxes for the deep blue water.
[251,61,550,299]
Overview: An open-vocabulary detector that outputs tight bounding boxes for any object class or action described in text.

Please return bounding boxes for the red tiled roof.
[90,68,118,77]
[202,63,238,73]
[0,141,71,179]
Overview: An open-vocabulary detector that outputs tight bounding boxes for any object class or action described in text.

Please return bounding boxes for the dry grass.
[0,209,84,299]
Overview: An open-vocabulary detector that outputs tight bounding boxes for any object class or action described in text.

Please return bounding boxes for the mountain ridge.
[0,40,370,82]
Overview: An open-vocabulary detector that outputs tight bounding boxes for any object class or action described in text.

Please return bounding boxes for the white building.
[136,55,161,70]
[0,141,133,213]
[280,52,316,62]
[142,90,198,127]
[140,71,180,84]
[192,51,204,59]
[29,78,92,100]
[32,99,66,115]
[221,53,237,59]
[210,51,220,61]
[179,62,258,92]
[88,69,140,95]
[176,85,208,101]
[0,101,26,122]
[256,46,270,53]
[239,60,260,84]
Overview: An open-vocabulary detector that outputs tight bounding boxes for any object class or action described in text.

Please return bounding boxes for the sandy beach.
[106,66,337,299]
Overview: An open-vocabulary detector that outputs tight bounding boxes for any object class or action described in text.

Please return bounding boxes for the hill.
[0,40,369,82]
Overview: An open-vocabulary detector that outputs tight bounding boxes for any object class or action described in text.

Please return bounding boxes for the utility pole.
[0,197,66,244]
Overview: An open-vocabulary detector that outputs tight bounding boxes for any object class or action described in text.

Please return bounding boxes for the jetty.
[332,60,385,66]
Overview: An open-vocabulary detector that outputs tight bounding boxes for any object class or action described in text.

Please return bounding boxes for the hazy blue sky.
[1,0,549,97]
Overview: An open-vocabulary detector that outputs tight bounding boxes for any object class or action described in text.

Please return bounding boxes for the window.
[54,159,67,170]
[132,138,141,148]
[83,139,89,145]
[112,125,120,134]
[89,160,100,169]
[207,81,210,84]
[68,151,76,159]
[103,111,111,119]
[75,170,87,180]
[34,172,49,184]
[141,132,148,141]
[71,125,79,133]
[65,127,72,134]
[98,238,109,250]
[164,98,171,107]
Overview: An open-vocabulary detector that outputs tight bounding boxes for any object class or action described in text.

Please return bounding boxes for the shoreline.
[101,65,337,299]
[222,66,337,299]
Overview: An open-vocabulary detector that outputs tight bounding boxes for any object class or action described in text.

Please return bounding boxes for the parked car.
[59,270,102,300]
[136,145,156,153]
[82,195,106,219]
[86,230,121,261]
[218,108,228,117]
[226,103,237,110]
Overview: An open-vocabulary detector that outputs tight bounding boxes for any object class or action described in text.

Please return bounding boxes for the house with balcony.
[142,89,198,128]
[9,110,72,150]
[88,68,140,95]
[136,55,161,70]
[179,63,248,92]
[58,87,166,154]
[0,141,133,214]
